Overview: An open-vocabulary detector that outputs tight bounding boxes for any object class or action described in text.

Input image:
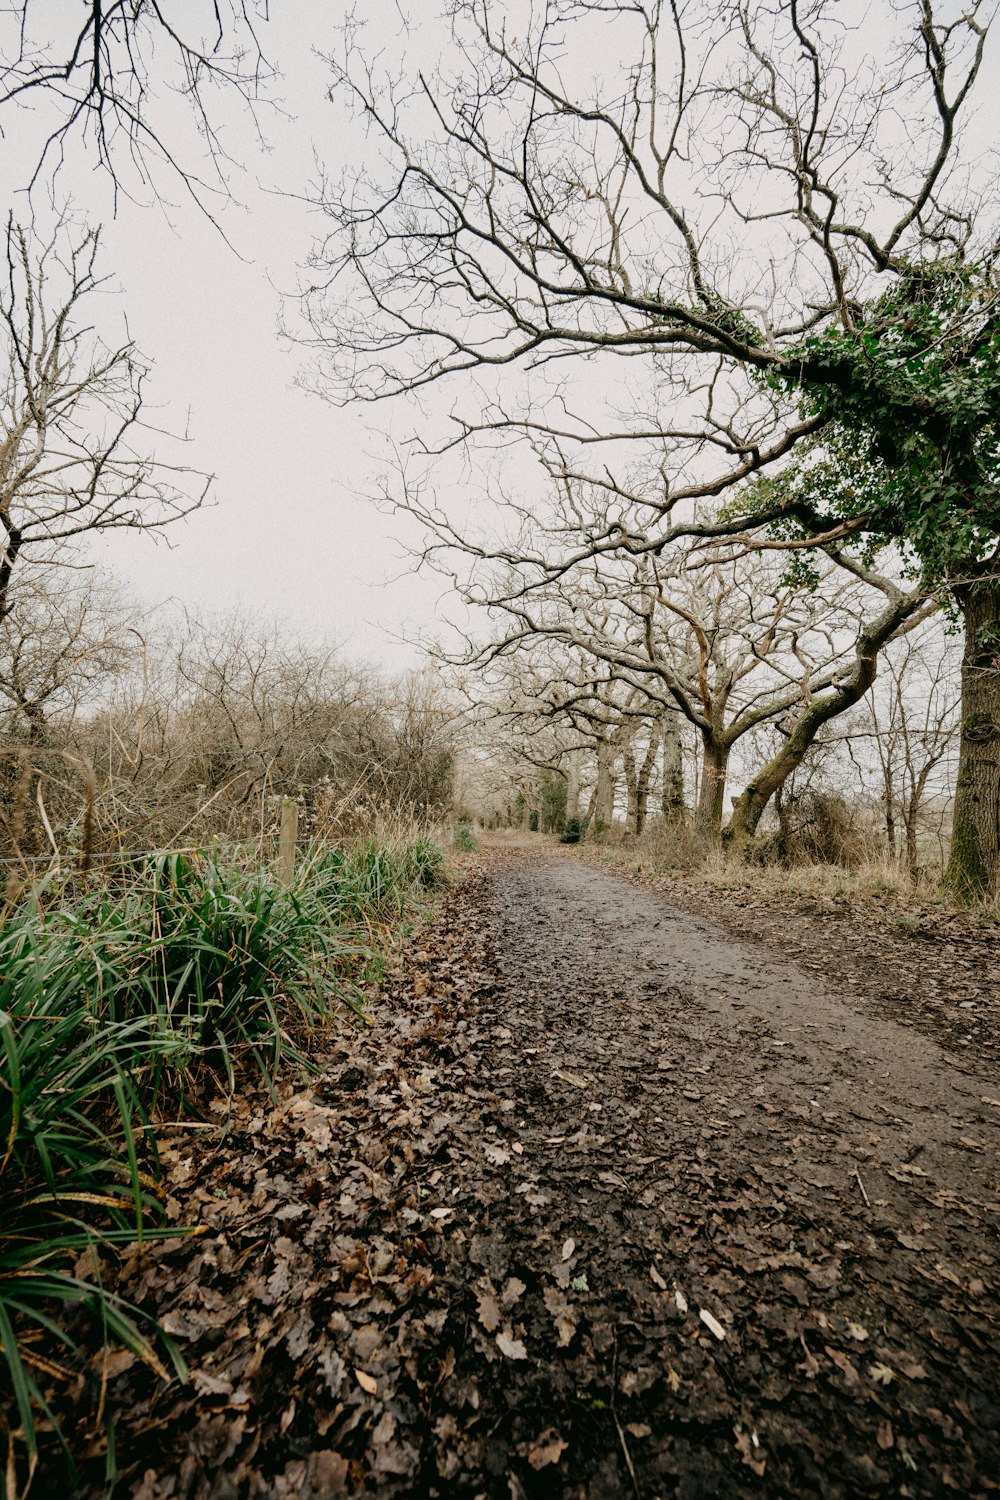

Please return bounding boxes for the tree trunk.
[884,774,897,862]
[945,577,1000,902]
[624,747,639,835]
[695,737,728,837]
[728,588,931,846]
[565,751,581,823]
[661,712,685,817]
[904,803,920,882]
[635,730,660,836]
[591,737,616,829]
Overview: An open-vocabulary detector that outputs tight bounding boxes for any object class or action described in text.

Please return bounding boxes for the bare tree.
[0,567,132,743]
[430,482,933,840]
[853,622,961,879]
[307,0,999,893]
[0,2,275,209]
[0,215,207,625]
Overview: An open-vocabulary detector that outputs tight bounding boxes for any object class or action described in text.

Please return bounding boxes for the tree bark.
[590,737,616,829]
[945,576,1000,902]
[565,751,581,823]
[695,736,728,837]
[904,804,920,882]
[884,772,897,862]
[661,711,685,817]
[624,746,639,834]
[635,730,659,836]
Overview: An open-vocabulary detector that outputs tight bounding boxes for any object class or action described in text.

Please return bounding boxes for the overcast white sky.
[4,2,448,672]
[2,1,997,678]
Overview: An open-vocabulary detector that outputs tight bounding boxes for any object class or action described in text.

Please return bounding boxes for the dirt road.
[86,843,1000,1499]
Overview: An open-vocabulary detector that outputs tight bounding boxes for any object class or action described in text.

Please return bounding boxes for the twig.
[611,1330,642,1500]
[853,1168,871,1207]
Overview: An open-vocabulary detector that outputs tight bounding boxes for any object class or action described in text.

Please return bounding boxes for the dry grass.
[580,819,970,918]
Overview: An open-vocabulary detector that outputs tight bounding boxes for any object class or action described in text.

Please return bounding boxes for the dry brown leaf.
[502,1276,527,1307]
[495,1330,528,1361]
[476,1286,502,1334]
[526,1429,567,1469]
[355,1368,378,1395]
[825,1347,860,1384]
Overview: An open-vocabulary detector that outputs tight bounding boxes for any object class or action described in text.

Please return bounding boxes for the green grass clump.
[453,821,478,853]
[0,834,445,1491]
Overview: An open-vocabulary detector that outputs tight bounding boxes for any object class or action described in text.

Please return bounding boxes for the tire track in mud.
[434,846,1000,1498]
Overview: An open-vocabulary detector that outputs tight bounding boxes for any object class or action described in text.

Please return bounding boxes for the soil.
[584,850,1000,1072]
[63,839,1000,1499]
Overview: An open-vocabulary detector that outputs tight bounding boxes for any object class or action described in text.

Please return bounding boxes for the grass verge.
[0,833,447,1495]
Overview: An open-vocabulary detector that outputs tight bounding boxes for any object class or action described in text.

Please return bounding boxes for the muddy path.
[73,844,999,1499]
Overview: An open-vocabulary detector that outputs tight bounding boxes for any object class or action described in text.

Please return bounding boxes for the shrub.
[453,821,478,852]
[560,816,584,844]
[775,793,877,868]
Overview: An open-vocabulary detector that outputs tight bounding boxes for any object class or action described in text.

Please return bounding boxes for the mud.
[66,842,1000,1499]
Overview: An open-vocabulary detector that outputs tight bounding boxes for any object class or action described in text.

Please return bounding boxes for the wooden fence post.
[278,798,298,886]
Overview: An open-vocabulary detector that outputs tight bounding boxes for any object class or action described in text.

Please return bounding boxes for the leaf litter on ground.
[35,843,1000,1499]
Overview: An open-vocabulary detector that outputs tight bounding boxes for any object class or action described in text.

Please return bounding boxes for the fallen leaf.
[355,1369,378,1395]
[543,1285,578,1347]
[869,1362,895,1386]
[526,1429,567,1469]
[496,1330,528,1360]
[649,1264,668,1290]
[825,1347,860,1384]
[675,1288,689,1314]
[502,1276,527,1307]
[476,1286,502,1333]
[484,1144,512,1166]
[876,1420,894,1450]
[562,1238,576,1261]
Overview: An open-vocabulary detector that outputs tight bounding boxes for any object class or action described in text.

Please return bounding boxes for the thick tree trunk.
[695,737,728,837]
[945,577,1000,902]
[590,738,616,829]
[661,712,685,817]
[727,709,828,845]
